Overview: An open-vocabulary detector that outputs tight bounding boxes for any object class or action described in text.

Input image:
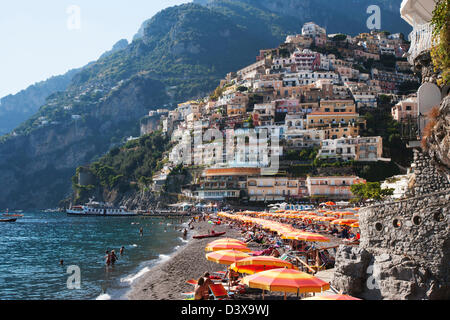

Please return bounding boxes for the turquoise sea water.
[0,212,189,300]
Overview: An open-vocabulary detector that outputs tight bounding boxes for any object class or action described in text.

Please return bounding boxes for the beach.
[127,220,247,300]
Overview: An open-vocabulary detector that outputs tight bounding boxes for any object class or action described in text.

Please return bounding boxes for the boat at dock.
[67,200,137,217]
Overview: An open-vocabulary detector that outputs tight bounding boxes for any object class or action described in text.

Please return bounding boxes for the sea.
[0,211,190,300]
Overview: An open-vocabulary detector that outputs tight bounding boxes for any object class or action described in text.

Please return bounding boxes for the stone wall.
[407,149,450,197]
[332,189,449,300]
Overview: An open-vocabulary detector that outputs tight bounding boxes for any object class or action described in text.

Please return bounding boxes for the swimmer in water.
[105,250,111,266]
[139,227,143,236]
[59,259,64,266]
[120,246,125,255]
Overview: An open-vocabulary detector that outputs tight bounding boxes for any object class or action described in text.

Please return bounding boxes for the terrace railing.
[407,22,437,65]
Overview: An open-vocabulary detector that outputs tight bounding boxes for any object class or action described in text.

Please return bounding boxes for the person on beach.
[194,277,207,300]
[183,228,188,237]
[203,272,213,287]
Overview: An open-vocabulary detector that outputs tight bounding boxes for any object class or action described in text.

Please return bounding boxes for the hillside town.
[144,22,420,204]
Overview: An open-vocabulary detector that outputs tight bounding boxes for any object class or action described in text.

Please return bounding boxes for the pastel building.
[391,96,418,122]
[248,177,301,201]
[306,176,366,200]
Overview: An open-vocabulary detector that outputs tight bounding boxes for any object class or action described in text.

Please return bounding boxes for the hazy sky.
[0,0,190,98]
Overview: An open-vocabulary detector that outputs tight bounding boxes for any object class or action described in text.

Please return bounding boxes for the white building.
[302,22,326,38]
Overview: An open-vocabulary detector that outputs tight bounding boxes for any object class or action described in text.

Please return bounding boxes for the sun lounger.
[186,279,198,286]
[211,271,227,280]
[181,292,195,300]
[209,283,233,300]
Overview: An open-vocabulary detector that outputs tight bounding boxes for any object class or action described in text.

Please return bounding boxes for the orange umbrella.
[208,238,247,246]
[331,219,358,226]
[281,232,330,242]
[303,294,361,300]
[230,256,295,275]
[205,250,250,265]
[242,268,330,294]
[350,222,360,228]
[325,201,336,206]
[205,241,250,252]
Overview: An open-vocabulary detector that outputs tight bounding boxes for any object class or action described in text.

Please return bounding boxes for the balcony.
[400,0,438,64]
[407,22,436,64]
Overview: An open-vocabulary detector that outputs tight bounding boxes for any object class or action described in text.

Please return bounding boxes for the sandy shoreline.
[127,220,246,300]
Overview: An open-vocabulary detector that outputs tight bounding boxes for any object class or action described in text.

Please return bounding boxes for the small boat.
[193,232,226,239]
[2,214,23,217]
[0,218,17,223]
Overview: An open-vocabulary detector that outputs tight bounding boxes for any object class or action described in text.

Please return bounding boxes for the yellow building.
[318,100,356,113]
[248,177,300,201]
[306,112,360,129]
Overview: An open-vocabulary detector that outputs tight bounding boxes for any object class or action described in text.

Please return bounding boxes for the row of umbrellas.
[204,238,360,300]
[218,212,331,242]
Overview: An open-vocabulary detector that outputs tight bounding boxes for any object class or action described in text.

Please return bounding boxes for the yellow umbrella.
[350,222,360,228]
[231,256,295,275]
[242,268,330,298]
[205,241,251,252]
[208,238,247,246]
[281,232,330,242]
[331,219,358,226]
[205,250,251,265]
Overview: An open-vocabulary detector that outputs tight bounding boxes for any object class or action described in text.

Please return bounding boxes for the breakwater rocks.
[332,189,449,300]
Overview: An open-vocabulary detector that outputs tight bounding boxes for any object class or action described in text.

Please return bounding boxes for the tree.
[350,182,394,202]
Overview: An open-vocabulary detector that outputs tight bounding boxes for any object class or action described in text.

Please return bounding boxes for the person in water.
[139,227,143,236]
[183,228,188,237]
[59,259,64,266]
[110,250,118,265]
[105,251,111,266]
[120,246,125,256]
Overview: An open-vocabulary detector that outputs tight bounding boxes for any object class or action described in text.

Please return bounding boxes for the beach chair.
[181,292,195,300]
[209,283,233,300]
[186,279,198,286]
[211,271,227,280]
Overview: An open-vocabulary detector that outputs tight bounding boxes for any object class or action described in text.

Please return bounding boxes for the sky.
[0,0,190,98]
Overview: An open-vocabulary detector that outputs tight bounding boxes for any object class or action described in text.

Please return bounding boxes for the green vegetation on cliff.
[72,131,170,204]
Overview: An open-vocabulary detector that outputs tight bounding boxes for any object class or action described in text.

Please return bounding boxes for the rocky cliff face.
[425,95,450,181]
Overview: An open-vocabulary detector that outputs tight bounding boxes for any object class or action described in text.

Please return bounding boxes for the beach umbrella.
[250,257,296,269]
[241,268,330,299]
[206,250,250,265]
[325,201,336,206]
[281,232,330,243]
[331,219,358,226]
[208,238,247,246]
[231,256,295,273]
[303,294,361,300]
[205,241,251,252]
[350,222,360,228]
